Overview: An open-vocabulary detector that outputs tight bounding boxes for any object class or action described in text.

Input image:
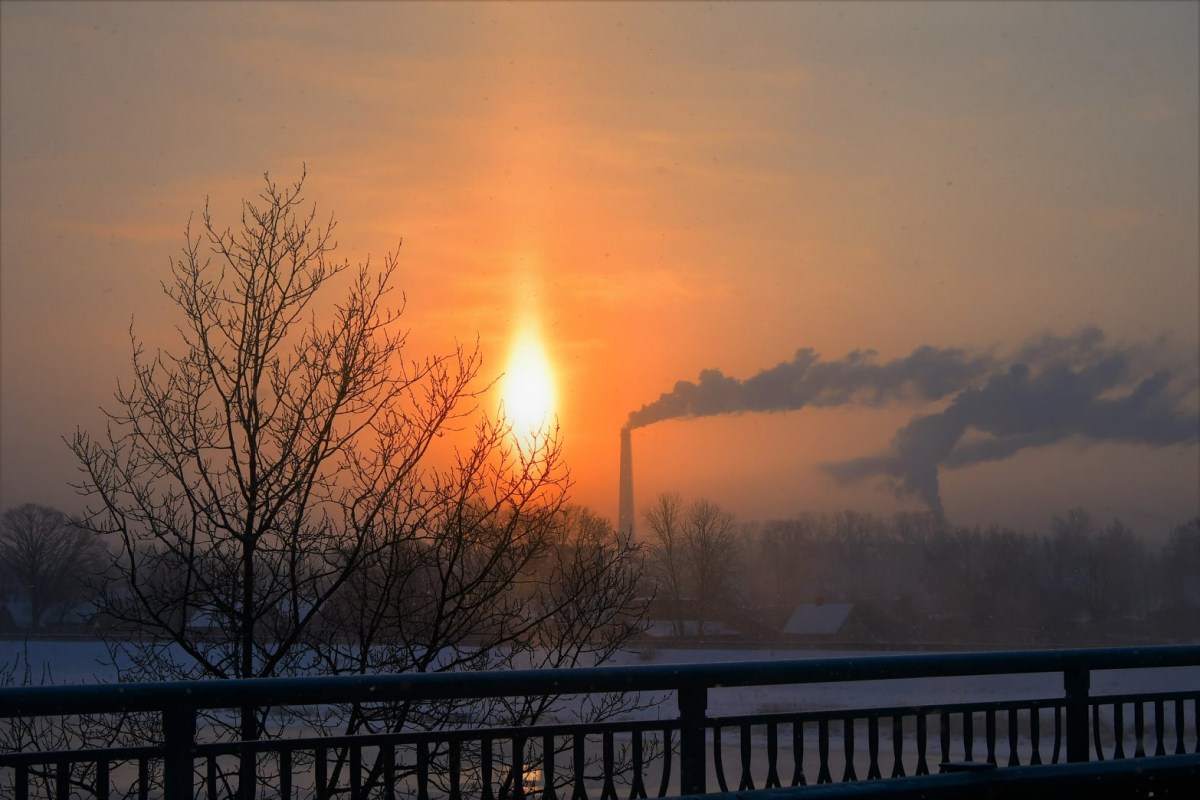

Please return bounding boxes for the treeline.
[6,495,1199,648]
[643,498,1200,646]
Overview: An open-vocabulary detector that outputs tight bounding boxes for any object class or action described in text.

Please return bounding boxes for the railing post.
[163,705,197,800]
[1064,667,1091,763]
[678,684,708,795]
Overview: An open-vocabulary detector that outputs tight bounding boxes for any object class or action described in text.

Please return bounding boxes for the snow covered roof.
[781,603,854,636]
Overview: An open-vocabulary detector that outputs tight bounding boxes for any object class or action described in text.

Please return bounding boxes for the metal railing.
[2,646,1198,799]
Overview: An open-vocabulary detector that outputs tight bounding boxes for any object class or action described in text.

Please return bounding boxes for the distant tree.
[1043,508,1149,638]
[0,503,106,629]
[69,171,645,798]
[643,492,688,636]
[1161,518,1200,606]
[683,498,738,636]
[642,494,738,637]
[1042,508,1097,635]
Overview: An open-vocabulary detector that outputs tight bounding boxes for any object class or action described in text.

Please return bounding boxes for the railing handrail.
[3,644,1198,718]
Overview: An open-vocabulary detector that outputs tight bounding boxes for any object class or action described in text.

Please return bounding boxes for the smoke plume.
[625,345,996,429]
[822,330,1199,517]
[627,327,1199,517]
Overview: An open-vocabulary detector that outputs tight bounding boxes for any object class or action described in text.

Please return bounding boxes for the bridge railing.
[2,646,1198,799]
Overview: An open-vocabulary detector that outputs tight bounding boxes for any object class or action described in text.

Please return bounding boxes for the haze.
[2,1,1197,534]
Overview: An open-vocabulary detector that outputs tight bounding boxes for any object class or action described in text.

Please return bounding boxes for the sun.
[502,334,556,436]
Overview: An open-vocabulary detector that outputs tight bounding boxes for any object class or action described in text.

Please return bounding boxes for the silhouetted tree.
[0,503,106,629]
[69,171,645,798]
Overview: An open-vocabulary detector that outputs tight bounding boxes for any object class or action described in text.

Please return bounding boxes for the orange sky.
[2,2,1198,534]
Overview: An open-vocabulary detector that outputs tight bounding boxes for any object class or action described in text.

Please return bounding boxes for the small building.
[780,602,855,639]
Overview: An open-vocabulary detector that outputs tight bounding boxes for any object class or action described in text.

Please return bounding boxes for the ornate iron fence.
[2,646,1198,799]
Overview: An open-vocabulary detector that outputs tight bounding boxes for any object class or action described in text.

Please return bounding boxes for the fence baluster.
[1134,702,1146,758]
[986,709,997,765]
[16,763,28,800]
[738,723,754,790]
[963,711,974,762]
[866,716,880,780]
[138,756,148,800]
[1174,699,1186,755]
[712,725,728,792]
[842,718,858,783]
[656,730,673,798]
[816,719,832,784]
[1051,706,1062,764]
[97,760,110,800]
[315,748,327,800]
[939,712,950,766]
[891,716,905,778]
[482,737,495,800]
[1113,704,1126,760]
[764,722,781,788]
[629,731,647,800]
[1029,707,1042,766]
[572,734,587,800]
[1008,709,1020,767]
[1092,704,1105,761]
[162,705,196,800]
[791,720,806,786]
[350,745,362,799]
[417,741,430,800]
[543,734,559,800]
[600,732,616,800]
[678,686,707,796]
[1154,700,1166,757]
[916,714,929,776]
[207,756,218,800]
[515,735,529,800]
[450,740,463,800]
[55,759,68,800]
[382,745,394,800]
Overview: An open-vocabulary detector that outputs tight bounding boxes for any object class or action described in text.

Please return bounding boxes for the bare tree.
[69,171,646,797]
[642,492,687,636]
[683,498,738,637]
[642,494,738,637]
[0,503,107,629]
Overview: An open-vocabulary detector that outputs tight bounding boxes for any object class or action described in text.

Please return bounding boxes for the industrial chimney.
[618,427,634,537]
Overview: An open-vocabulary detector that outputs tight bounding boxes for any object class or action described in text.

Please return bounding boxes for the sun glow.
[502,333,556,436]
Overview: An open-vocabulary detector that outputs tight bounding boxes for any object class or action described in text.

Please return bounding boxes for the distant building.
[781,603,855,638]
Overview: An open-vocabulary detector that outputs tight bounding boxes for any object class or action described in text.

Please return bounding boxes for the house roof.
[781,603,854,636]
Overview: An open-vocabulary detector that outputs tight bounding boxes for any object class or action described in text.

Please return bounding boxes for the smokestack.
[618,427,634,537]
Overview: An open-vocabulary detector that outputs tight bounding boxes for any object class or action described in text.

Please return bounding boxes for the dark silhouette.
[67,170,646,798]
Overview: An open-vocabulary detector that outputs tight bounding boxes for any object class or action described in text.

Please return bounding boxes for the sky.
[2,1,1198,536]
